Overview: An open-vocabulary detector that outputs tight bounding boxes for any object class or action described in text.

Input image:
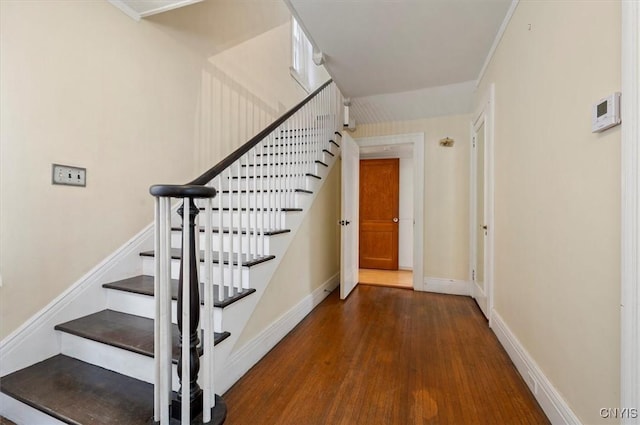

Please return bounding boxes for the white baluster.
[235,161,243,292]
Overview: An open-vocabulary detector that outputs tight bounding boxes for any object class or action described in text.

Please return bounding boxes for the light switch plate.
[52,164,86,187]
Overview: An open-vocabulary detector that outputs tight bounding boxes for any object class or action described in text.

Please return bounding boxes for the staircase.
[0,81,343,424]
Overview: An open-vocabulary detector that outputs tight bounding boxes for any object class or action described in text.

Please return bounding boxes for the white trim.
[422,277,471,296]
[107,0,141,21]
[0,218,157,377]
[475,0,520,88]
[469,84,495,326]
[492,312,581,425]
[355,133,424,291]
[621,1,640,423]
[218,273,339,394]
[107,0,203,21]
[138,0,203,18]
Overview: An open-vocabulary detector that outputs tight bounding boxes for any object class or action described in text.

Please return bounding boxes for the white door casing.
[355,133,424,291]
[340,133,360,299]
[621,1,640,422]
[470,84,495,325]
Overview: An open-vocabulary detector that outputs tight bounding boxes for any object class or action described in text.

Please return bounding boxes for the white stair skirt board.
[217,273,340,394]
[421,277,472,296]
[0,217,159,377]
[491,311,581,425]
[0,393,68,425]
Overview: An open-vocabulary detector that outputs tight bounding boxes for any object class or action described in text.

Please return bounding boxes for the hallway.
[223,286,549,424]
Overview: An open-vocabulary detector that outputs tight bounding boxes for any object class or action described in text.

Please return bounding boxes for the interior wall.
[0,0,325,340]
[475,1,621,423]
[351,114,471,281]
[235,163,341,348]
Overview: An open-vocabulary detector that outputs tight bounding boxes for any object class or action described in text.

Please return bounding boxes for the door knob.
[392,217,399,223]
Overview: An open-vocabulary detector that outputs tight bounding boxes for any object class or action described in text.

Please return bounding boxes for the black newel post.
[172,199,203,421]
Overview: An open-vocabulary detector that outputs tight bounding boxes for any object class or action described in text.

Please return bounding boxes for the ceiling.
[286,0,513,123]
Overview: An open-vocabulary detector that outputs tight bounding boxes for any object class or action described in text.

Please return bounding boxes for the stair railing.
[150,80,343,424]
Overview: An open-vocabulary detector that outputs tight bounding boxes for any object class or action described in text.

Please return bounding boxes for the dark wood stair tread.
[0,354,154,425]
[199,207,303,212]
[103,275,256,309]
[255,149,334,157]
[0,355,226,425]
[171,226,290,236]
[329,139,340,148]
[229,173,321,180]
[242,159,328,167]
[55,310,230,363]
[139,249,275,267]
[221,188,312,194]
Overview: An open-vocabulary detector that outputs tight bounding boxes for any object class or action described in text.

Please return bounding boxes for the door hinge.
[472,269,475,281]
[473,136,476,148]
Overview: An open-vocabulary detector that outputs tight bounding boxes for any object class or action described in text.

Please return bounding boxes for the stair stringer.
[211,146,340,394]
[0,208,177,378]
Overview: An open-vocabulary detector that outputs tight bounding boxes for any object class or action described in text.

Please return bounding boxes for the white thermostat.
[592,92,621,133]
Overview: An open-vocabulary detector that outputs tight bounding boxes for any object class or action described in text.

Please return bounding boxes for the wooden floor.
[224,286,549,425]
[359,268,413,289]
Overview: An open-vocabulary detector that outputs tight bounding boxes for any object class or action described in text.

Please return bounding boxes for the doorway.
[351,133,425,291]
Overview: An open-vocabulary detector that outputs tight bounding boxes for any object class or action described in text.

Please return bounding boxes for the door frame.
[621,2,640,421]
[354,133,425,291]
[470,84,495,326]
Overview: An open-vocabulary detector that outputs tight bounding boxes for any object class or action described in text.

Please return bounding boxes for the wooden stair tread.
[229,173,321,180]
[221,188,312,194]
[0,354,154,425]
[198,207,302,212]
[242,159,328,167]
[103,275,256,309]
[171,226,290,236]
[54,310,229,362]
[255,149,334,157]
[139,249,275,267]
[0,355,226,425]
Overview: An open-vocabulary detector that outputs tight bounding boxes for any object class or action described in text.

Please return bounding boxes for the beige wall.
[236,163,341,347]
[0,0,321,339]
[476,1,621,423]
[351,115,471,281]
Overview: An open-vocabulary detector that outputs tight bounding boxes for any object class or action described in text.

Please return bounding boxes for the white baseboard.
[421,277,471,296]
[491,311,581,425]
[0,219,156,377]
[218,272,340,393]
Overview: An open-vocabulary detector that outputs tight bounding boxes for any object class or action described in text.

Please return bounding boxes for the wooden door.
[359,158,399,270]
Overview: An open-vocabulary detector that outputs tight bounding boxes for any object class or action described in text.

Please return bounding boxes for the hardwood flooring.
[359,268,413,289]
[223,286,549,425]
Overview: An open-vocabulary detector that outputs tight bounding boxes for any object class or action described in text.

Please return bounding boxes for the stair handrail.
[187,79,333,186]
[149,78,342,425]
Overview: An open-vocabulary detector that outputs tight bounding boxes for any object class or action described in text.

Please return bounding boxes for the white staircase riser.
[142,256,252,282]
[239,163,326,176]
[217,192,310,209]
[170,232,272,256]
[220,176,314,191]
[59,333,187,391]
[104,289,225,332]
[190,211,288,229]
[250,151,333,163]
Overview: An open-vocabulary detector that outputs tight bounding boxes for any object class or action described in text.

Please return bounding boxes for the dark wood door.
[359,158,399,270]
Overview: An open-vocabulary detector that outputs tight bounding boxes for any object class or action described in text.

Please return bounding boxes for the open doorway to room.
[357,153,412,289]
[353,134,424,291]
